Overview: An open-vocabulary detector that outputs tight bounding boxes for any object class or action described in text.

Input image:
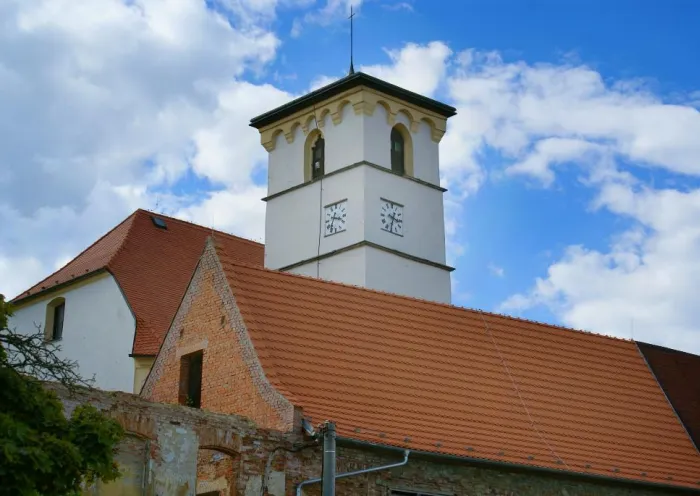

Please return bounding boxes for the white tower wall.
[255,80,455,304]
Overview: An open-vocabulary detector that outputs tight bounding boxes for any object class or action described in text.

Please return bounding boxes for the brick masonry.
[142,239,296,432]
[54,383,298,496]
[196,448,237,495]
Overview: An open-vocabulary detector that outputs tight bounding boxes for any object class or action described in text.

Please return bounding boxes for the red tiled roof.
[13,209,264,355]
[217,247,700,490]
[637,342,700,449]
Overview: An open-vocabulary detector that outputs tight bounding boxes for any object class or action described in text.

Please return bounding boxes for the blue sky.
[1,0,699,354]
[274,1,700,91]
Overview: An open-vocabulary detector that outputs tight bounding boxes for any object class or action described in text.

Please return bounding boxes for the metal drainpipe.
[322,422,336,496]
[296,448,410,496]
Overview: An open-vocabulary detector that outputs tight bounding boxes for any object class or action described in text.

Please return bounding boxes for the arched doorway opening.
[196,447,240,495]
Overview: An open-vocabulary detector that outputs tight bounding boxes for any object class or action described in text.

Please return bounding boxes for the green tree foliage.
[0,294,124,495]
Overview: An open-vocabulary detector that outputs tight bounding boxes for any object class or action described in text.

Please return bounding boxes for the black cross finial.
[348,5,356,75]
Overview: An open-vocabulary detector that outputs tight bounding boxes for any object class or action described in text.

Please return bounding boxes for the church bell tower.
[249,72,457,304]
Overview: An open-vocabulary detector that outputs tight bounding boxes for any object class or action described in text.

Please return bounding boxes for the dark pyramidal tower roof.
[249,71,457,130]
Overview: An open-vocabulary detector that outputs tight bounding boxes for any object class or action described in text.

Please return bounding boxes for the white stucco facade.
[9,272,138,392]
[263,89,453,304]
[289,244,451,303]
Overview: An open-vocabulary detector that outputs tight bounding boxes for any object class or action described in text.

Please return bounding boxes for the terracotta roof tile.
[637,342,700,449]
[13,210,264,356]
[217,248,700,490]
[14,211,137,300]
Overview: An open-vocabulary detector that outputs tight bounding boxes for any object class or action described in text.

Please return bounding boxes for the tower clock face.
[324,200,347,236]
[380,199,403,236]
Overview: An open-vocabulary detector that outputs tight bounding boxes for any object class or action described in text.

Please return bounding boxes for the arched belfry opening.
[304,130,325,182]
[390,124,413,176]
[311,134,325,179]
[390,126,405,174]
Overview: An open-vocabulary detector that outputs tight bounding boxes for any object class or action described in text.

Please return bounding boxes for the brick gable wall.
[141,239,296,432]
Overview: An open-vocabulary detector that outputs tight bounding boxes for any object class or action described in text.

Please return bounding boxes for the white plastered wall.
[365,246,452,303]
[9,272,137,392]
[289,245,451,303]
[263,93,452,303]
[264,164,366,271]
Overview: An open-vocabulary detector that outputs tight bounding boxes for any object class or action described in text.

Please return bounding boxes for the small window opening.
[390,127,405,174]
[311,135,325,179]
[151,216,168,229]
[179,350,203,408]
[51,301,65,341]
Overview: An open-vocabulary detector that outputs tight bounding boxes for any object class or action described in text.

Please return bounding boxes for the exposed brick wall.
[142,239,295,431]
[197,448,237,495]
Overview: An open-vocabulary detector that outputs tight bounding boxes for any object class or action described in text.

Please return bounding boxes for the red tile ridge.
[11,210,139,303]
[137,208,263,249]
[220,258,637,348]
[11,209,263,304]
[104,211,142,269]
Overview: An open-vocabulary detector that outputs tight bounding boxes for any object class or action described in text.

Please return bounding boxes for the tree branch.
[0,295,94,392]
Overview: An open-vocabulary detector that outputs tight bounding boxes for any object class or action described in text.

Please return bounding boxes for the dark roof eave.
[249,72,457,129]
[336,436,699,494]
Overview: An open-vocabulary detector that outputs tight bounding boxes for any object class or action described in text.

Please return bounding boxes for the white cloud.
[360,41,452,98]
[382,2,414,12]
[215,0,314,26]
[191,80,293,186]
[175,186,268,243]
[0,0,280,214]
[290,0,362,37]
[448,51,700,354]
[447,49,700,182]
[488,263,505,278]
[308,75,341,92]
[0,255,46,303]
[0,0,284,298]
[506,138,606,187]
[500,185,700,355]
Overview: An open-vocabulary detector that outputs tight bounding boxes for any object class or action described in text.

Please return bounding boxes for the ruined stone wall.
[55,385,681,496]
[53,385,300,496]
[141,241,295,432]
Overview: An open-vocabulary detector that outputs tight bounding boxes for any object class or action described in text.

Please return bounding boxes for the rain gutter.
[335,436,700,495]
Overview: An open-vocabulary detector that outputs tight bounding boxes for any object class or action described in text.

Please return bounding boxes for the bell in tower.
[311,134,325,179]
